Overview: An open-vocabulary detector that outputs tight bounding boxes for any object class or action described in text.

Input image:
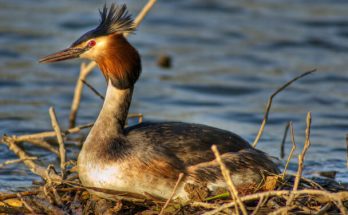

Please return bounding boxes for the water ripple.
[176,84,259,96]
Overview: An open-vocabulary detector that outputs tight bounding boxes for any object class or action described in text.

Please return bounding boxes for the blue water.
[0,0,347,191]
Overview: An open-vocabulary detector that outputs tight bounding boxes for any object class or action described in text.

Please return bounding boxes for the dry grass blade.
[210,145,248,215]
[69,0,157,128]
[49,107,66,179]
[159,173,184,215]
[252,69,317,147]
[282,121,296,178]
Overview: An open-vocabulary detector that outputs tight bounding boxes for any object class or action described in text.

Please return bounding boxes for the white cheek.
[79,40,107,60]
[79,51,91,59]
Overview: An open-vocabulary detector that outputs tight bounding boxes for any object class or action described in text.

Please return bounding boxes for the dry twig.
[49,107,66,179]
[252,69,316,147]
[1,136,61,182]
[293,112,312,191]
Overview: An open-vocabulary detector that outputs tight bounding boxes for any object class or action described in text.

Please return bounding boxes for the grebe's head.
[40,3,141,89]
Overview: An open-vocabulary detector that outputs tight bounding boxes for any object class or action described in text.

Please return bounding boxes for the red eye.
[88,40,96,47]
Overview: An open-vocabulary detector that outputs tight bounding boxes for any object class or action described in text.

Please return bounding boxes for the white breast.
[78,156,189,200]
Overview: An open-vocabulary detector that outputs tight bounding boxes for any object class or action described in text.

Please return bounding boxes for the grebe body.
[40,3,279,201]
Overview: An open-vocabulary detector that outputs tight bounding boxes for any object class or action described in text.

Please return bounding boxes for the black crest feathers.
[71,3,135,46]
[96,4,135,36]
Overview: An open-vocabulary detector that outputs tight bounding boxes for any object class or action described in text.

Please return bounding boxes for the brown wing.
[126,122,252,167]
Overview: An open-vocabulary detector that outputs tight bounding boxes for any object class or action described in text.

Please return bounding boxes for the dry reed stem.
[203,189,348,215]
[0,157,37,168]
[280,121,290,159]
[159,173,184,215]
[286,112,311,207]
[131,0,157,32]
[127,113,143,123]
[14,122,94,142]
[293,112,311,191]
[16,193,35,213]
[211,145,248,215]
[69,0,157,128]
[282,121,296,178]
[252,69,316,147]
[49,107,66,179]
[1,136,61,182]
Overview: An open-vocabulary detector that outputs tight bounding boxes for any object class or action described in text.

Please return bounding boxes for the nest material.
[0,172,347,214]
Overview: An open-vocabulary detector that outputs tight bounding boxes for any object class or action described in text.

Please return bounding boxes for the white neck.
[84,80,133,149]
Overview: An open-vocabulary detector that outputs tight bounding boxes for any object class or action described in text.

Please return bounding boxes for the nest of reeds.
[1,1,348,214]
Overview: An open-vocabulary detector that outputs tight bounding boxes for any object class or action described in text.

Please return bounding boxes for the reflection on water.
[0,0,347,190]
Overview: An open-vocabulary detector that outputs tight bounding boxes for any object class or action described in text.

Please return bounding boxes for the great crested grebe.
[40,3,279,200]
